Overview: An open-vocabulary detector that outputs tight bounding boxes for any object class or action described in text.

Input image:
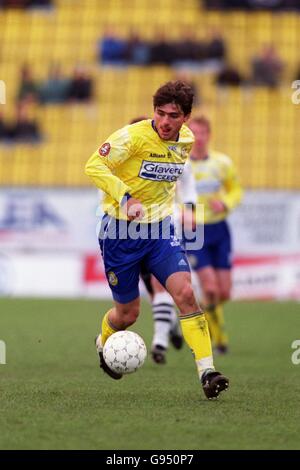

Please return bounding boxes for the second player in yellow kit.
[186,116,243,354]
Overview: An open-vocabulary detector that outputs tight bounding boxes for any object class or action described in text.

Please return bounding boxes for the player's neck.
[190,147,209,161]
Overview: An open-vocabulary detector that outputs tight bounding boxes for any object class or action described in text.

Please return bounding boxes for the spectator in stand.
[8,103,42,144]
[0,112,9,141]
[206,30,226,61]
[126,32,150,65]
[39,64,70,104]
[252,45,284,88]
[149,31,174,65]
[68,66,93,102]
[216,64,244,86]
[27,0,53,8]
[100,29,127,65]
[172,31,201,65]
[17,64,39,103]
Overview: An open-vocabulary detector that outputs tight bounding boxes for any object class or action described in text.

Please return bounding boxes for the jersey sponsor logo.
[99,143,111,157]
[107,271,118,286]
[149,152,167,159]
[139,161,184,182]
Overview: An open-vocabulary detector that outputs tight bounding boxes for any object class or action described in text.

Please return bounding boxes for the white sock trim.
[95,334,103,353]
[152,292,174,349]
[196,356,215,380]
[152,291,174,305]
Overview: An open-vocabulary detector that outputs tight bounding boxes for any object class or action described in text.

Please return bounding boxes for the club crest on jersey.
[107,271,118,286]
[139,161,184,182]
[181,146,189,158]
[99,143,111,157]
[168,145,189,158]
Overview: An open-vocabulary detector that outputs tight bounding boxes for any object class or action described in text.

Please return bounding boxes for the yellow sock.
[101,309,119,346]
[215,304,228,346]
[179,312,214,378]
[206,304,228,347]
[205,306,219,346]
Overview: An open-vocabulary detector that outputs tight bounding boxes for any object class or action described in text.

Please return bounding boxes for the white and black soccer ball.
[103,331,147,375]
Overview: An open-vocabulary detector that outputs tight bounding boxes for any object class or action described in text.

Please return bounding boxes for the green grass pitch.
[0,298,299,450]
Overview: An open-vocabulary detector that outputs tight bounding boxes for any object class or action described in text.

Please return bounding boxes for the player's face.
[154,103,189,141]
[189,122,210,151]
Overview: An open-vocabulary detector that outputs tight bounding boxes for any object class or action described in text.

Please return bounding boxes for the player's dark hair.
[189,115,211,132]
[153,81,194,116]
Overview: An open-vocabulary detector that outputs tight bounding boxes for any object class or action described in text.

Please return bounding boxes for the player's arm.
[178,160,197,206]
[209,158,243,214]
[177,161,197,230]
[85,127,132,204]
[85,127,143,219]
[221,160,243,211]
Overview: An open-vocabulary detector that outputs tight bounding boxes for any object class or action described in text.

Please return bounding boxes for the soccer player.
[187,116,243,353]
[85,81,229,399]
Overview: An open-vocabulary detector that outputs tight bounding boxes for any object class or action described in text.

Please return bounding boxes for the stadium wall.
[0,188,299,300]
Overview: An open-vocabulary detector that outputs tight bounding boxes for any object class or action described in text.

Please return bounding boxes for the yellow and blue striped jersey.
[85,119,194,222]
[190,150,243,224]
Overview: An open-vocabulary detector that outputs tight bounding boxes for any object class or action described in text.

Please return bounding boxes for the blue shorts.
[184,220,232,271]
[98,215,190,304]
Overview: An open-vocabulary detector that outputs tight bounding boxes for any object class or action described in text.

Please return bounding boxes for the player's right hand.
[123,198,145,221]
[181,207,196,231]
[209,199,227,214]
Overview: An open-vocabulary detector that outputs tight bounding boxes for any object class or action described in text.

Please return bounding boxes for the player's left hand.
[124,197,145,221]
[209,199,227,214]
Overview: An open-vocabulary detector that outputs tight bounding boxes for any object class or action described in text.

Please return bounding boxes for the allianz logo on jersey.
[139,161,185,182]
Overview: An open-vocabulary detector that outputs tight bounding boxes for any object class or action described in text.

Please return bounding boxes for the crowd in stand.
[99,30,288,89]
[0,104,41,144]
[203,0,300,10]
[0,39,294,146]
[0,64,93,145]
[0,5,297,147]
[0,0,52,8]
[99,30,226,66]
[99,28,288,89]
[18,65,93,104]
[216,45,285,88]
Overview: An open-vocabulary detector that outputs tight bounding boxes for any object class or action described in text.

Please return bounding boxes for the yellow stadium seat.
[0,1,299,188]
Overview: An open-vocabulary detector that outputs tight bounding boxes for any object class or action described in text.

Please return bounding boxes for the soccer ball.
[103,331,147,374]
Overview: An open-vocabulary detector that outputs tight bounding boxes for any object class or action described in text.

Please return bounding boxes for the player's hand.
[181,207,196,231]
[209,199,227,214]
[123,198,145,221]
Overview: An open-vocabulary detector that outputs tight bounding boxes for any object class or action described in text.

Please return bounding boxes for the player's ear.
[183,113,191,123]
